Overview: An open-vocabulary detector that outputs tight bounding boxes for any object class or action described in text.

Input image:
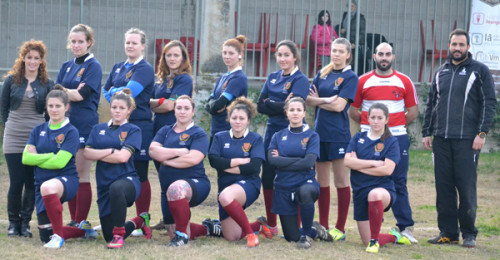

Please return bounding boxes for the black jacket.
[337,11,366,46]
[1,75,54,123]
[422,53,497,139]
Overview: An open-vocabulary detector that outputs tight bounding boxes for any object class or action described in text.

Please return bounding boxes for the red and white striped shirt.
[352,70,418,136]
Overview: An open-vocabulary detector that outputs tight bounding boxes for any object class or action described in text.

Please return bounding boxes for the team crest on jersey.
[126,70,133,80]
[179,133,190,145]
[119,131,128,143]
[374,142,384,156]
[284,81,291,90]
[301,137,309,149]
[242,143,251,156]
[222,81,228,91]
[392,90,401,98]
[55,133,65,148]
[335,77,344,87]
[77,68,85,78]
[167,79,174,89]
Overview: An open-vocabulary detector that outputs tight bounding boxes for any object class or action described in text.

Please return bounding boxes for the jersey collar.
[172,121,195,131]
[283,66,299,76]
[126,56,144,66]
[288,124,310,133]
[229,128,249,139]
[107,119,128,127]
[229,66,242,74]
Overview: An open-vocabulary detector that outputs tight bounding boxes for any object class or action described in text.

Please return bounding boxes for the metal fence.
[0,0,469,86]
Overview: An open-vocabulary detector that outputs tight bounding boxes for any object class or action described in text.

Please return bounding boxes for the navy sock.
[299,202,315,237]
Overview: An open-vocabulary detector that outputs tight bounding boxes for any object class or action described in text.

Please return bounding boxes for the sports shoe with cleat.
[139,212,152,240]
[296,235,312,249]
[462,236,475,248]
[107,235,124,249]
[390,227,411,245]
[151,218,166,230]
[313,221,333,242]
[399,226,418,244]
[328,227,346,241]
[167,231,189,247]
[427,233,459,244]
[202,218,223,237]
[44,234,65,249]
[79,220,98,239]
[366,239,380,253]
[246,233,259,247]
[255,216,273,239]
[66,220,79,227]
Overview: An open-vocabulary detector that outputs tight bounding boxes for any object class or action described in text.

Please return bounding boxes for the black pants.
[100,179,137,242]
[5,153,35,224]
[433,137,479,239]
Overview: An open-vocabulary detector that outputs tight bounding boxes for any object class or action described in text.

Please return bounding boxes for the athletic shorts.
[35,175,79,215]
[271,178,319,216]
[218,177,261,220]
[353,186,396,221]
[318,142,349,161]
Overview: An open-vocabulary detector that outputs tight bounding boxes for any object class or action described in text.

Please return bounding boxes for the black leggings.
[134,160,149,182]
[100,179,136,242]
[5,153,35,223]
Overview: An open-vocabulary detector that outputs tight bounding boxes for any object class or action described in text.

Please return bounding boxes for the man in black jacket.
[422,29,497,248]
[335,0,366,74]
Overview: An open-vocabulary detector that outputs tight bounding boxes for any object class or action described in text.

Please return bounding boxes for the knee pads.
[296,183,319,204]
[37,212,53,243]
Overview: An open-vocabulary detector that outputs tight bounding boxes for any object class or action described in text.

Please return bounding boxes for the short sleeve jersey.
[27,121,80,185]
[152,123,209,184]
[86,122,142,189]
[209,130,265,186]
[268,126,320,191]
[152,74,193,133]
[210,70,248,136]
[260,69,309,128]
[352,70,418,136]
[56,55,102,135]
[312,66,358,143]
[104,59,155,121]
[346,131,400,194]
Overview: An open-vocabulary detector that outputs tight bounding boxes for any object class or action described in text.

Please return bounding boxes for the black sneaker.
[202,218,223,237]
[296,235,312,249]
[8,223,20,237]
[312,221,333,242]
[19,222,33,238]
[427,233,459,244]
[463,236,475,248]
[67,220,79,227]
[167,231,189,247]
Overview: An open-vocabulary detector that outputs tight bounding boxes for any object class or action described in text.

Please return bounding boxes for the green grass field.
[0,150,499,259]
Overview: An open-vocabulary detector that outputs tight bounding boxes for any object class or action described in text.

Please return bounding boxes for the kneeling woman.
[149,95,212,247]
[208,97,269,247]
[267,97,331,249]
[22,85,95,248]
[84,89,149,249]
[343,103,411,254]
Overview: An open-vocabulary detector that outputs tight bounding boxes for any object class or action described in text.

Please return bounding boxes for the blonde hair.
[320,38,352,78]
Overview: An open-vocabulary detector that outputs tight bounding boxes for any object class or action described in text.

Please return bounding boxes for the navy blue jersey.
[260,69,309,128]
[153,123,209,184]
[104,59,154,121]
[346,131,400,194]
[210,69,248,136]
[86,122,142,189]
[209,130,265,187]
[268,126,320,191]
[312,66,358,143]
[56,55,102,136]
[153,74,193,134]
[27,120,79,186]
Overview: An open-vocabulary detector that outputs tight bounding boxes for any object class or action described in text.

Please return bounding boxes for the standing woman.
[84,89,148,249]
[205,35,248,142]
[56,24,102,226]
[208,97,269,248]
[344,103,411,253]
[306,38,358,240]
[310,10,338,69]
[267,97,332,249]
[150,40,193,170]
[22,86,96,248]
[2,40,54,237]
[149,95,212,247]
[103,28,155,237]
[257,40,310,234]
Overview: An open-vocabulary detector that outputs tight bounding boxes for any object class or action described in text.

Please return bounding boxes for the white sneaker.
[401,226,418,244]
[43,234,65,249]
[131,229,144,237]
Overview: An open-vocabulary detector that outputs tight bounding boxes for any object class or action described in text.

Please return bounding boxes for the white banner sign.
[469,0,500,70]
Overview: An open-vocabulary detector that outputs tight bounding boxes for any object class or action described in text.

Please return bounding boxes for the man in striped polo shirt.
[349,42,419,243]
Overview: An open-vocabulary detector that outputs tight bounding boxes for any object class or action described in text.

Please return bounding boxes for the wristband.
[158,97,166,106]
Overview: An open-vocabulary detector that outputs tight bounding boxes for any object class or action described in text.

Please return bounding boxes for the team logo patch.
[77,68,85,78]
[119,131,128,142]
[126,70,133,79]
[242,143,251,156]
[392,90,401,98]
[335,77,343,87]
[301,137,309,149]
[374,142,384,156]
[222,81,228,91]
[179,133,190,145]
[55,133,65,148]
[167,79,174,89]
[284,81,291,90]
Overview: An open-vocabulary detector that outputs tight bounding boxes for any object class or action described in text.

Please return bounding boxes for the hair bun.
[121,88,132,95]
[53,84,65,91]
[235,35,246,46]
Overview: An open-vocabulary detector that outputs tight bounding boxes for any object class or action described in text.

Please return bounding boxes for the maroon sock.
[135,180,151,215]
[113,226,126,237]
[379,233,396,246]
[250,221,261,233]
[63,226,85,239]
[335,186,350,232]
[42,194,64,237]
[75,182,92,222]
[263,189,277,227]
[368,200,384,240]
[223,200,253,235]
[189,223,207,239]
[318,186,331,229]
[130,216,144,229]
[68,196,77,221]
[168,199,190,233]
